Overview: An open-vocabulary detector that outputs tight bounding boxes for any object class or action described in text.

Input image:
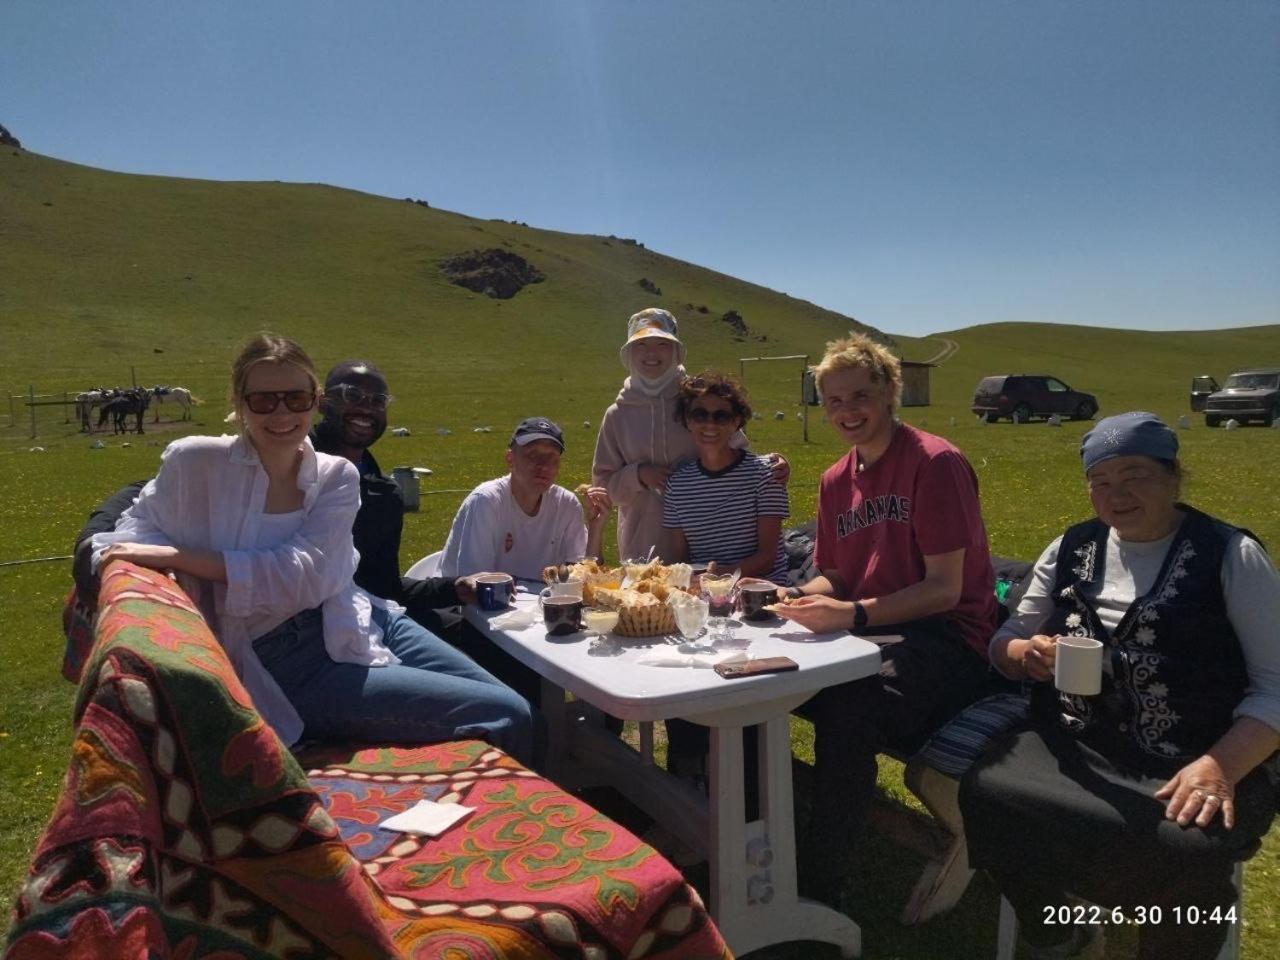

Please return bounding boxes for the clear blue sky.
[4,1,1277,336]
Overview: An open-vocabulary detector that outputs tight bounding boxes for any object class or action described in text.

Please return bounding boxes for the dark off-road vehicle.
[971,375,1098,423]
[1203,368,1280,427]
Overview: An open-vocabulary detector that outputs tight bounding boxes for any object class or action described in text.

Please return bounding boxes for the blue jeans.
[252,607,535,766]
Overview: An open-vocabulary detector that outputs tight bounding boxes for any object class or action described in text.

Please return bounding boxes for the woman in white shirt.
[93,334,533,764]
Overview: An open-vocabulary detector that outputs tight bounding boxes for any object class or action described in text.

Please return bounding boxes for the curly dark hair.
[674,370,753,426]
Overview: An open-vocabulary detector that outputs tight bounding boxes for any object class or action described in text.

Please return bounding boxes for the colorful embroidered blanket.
[6,562,730,960]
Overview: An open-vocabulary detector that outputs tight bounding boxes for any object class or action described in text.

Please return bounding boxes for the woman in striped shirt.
[663,371,790,784]
[661,371,790,582]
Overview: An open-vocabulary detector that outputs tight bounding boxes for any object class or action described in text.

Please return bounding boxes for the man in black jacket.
[73,360,470,639]
[311,359,469,636]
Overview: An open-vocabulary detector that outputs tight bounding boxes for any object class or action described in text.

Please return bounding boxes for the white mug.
[1054,636,1104,696]
[540,578,584,601]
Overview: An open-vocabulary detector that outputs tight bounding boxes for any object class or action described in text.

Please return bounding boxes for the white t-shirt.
[993,525,1280,733]
[440,475,588,581]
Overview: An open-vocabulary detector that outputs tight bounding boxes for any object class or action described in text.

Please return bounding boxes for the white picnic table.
[464,587,885,958]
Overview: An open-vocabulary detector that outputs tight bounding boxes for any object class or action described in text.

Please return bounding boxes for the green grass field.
[2,148,1278,957]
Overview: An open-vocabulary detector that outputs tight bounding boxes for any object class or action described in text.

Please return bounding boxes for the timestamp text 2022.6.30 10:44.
[1044,904,1238,927]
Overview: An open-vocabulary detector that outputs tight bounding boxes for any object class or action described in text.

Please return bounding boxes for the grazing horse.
[151,385,198,422]
[94,389,118,432]
[74,390,106,432]
[99,389,149,435]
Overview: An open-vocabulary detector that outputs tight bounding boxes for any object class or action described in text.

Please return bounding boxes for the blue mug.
[476,573,515,611]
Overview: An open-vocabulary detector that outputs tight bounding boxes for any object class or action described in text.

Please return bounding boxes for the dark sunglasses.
[242,390,317,414]
[687,407,736,425]
[325,384,393,409]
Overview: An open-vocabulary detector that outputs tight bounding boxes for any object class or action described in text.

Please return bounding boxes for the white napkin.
[491,607,540,630]
[380,799,475,836]
[634,651,748,669]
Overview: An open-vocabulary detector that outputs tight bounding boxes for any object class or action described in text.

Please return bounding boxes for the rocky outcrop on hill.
[440,249,545,299]
[0,124,20,148]
[721,310,748,335]
[717,309,769,342]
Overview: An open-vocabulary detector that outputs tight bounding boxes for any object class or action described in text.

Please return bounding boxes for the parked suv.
[1203,368,1280,427]
[971,375,1098,423]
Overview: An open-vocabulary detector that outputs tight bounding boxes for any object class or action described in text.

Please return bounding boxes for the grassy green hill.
[2,148,1278,957]
[0,148,894,399]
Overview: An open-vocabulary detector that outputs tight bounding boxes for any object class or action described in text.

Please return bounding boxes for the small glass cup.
[673,596,710,642]
[700,572,736,643]
[581,609,619,655]
[583,608,620,644]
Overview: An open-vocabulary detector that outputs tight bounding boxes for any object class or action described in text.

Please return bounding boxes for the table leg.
[540,677,571,783]
[707,716,861,958]
[709,723,747,920]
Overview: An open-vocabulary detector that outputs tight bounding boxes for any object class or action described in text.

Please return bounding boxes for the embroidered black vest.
[1034,505,1250,773]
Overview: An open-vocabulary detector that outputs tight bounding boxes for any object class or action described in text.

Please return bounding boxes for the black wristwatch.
[852,601,869,630]
[785,586,803,601]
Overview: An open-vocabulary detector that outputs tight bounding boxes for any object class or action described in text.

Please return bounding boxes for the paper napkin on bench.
[380,799,475,836]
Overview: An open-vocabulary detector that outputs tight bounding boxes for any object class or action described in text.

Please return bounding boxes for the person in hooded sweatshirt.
[591,308,789,564]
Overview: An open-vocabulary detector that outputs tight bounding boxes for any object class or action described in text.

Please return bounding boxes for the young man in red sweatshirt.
[776,332,998,905]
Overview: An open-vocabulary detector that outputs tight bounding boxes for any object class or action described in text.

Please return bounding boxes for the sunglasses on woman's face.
[688,407,736,425]
[242,390,317,414]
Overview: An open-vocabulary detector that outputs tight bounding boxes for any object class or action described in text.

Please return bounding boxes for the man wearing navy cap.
[440,417,611,581]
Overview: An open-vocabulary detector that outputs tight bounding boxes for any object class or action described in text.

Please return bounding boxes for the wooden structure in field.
[900,360,934,407]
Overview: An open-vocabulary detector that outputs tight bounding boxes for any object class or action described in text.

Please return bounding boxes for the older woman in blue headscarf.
[960,412,1280,960]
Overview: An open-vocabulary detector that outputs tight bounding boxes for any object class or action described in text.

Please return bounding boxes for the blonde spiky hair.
[812,332,902,412]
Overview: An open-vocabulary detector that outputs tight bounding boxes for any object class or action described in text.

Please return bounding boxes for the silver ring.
[1203,794,1221,804]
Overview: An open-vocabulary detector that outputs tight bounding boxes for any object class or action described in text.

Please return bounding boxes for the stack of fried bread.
[595,585,676,636]
[590,563,691,637]
[542,560,695,636]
